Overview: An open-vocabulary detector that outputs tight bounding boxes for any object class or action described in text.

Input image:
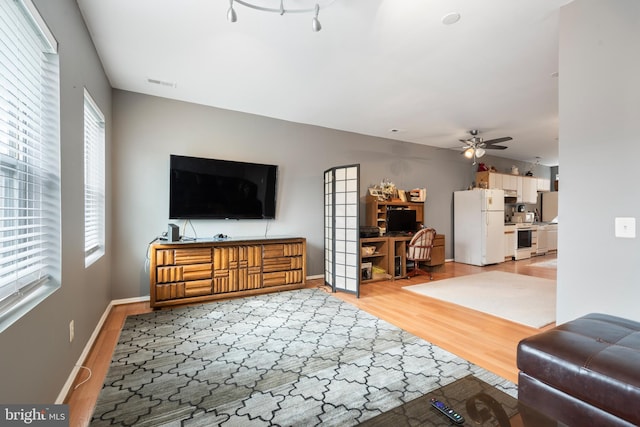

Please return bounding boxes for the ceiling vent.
[147,78,177,88]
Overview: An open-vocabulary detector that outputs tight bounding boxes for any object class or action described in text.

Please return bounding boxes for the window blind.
[84,89,105,267]
[0,0,61,332]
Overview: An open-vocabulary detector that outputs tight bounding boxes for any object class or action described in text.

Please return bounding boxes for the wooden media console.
[149,236,306,308]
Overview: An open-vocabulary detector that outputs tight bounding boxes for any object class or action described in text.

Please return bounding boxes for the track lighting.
[226,0,336,32]
[312,4,321,32]
[227,0,237,23]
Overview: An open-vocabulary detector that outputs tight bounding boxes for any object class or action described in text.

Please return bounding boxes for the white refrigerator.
[454,189,505,266]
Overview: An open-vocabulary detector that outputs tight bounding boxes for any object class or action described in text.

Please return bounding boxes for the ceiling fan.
[460,129,513,164]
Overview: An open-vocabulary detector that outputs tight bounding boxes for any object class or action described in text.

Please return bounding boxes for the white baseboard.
[55,295,150,404]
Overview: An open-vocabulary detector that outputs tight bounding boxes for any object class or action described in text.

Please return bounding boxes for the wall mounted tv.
[169,154,278,219]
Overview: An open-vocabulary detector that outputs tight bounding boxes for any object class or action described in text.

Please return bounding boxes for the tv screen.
[169,155,278,219]
[386,209,417,234]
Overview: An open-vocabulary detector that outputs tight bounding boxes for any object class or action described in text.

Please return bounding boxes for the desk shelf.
[360,234,445,283]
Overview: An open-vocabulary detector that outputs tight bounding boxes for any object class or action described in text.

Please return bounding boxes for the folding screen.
[324,164,360,296]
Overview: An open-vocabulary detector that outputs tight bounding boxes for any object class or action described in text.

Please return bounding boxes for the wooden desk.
[360,234,445,282]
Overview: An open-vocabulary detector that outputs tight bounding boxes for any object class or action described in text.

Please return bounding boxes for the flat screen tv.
[169,154,278,219]
[386,208,417,234]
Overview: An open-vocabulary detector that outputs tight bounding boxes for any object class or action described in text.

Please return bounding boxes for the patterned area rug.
[91,288,515,426]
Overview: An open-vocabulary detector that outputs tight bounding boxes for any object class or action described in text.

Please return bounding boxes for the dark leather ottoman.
[517,313,640,427]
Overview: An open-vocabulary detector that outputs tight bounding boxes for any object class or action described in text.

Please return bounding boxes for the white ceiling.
[76,0,573,166]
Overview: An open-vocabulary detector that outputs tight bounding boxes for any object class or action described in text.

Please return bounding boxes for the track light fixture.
[227,0,237,23]
[226,0,336,32]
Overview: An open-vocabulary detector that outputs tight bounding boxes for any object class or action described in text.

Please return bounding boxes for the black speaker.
[167,223,179,242]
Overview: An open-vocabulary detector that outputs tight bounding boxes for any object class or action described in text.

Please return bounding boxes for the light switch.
[615,217,636,238]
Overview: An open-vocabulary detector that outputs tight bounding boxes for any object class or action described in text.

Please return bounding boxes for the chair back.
[407,228,436,261]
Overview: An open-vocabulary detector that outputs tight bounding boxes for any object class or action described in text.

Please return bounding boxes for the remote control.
[430,398,465,425]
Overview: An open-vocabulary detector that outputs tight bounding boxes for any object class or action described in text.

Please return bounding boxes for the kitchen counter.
[505,222,537,228]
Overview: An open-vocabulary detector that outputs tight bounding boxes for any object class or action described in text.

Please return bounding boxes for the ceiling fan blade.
[484,136,513,145]
[485,145,508,150]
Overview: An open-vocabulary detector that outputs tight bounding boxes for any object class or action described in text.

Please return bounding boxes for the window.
[84,89,105,267]
[0,0,60,332]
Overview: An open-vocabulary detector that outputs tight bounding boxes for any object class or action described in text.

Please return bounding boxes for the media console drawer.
[149,237,306,308]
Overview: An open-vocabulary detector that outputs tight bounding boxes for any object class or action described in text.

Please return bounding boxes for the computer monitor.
[386,209,417,234]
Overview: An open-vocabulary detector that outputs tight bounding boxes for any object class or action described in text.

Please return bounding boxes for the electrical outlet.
[615,217,636,238]
[69,320,74,343]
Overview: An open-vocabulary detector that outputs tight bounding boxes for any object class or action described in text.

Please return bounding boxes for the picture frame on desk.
[368,188,383,198]
[398,190,407,202]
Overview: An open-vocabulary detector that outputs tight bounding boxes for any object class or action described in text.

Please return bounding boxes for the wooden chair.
[406,227,437,279]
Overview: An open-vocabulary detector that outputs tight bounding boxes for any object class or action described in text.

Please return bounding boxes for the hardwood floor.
[64,254,556,427]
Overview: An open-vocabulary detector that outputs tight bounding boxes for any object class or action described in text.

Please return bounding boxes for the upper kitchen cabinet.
[537,177,551,192]
[521,176,538,204]
[476,171,548,205]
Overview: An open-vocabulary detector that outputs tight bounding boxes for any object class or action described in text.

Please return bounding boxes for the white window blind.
[0,0,61,332]
[84,89,105,267]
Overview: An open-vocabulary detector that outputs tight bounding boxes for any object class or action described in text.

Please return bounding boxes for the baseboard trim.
[55,295,151,404]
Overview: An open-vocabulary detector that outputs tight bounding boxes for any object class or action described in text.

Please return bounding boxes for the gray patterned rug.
[91,288,516,426]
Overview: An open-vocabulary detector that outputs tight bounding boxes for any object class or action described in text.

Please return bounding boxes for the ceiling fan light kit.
[460,129,513,165]
[226,0,336,32]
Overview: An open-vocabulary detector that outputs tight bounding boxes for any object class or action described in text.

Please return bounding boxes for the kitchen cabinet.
[536,226,548,255]
[504,225,516,260]
[537,178,550,192]
[476,171,544,204]
[521,176,538,204]
[546,224,558,251]
[503,174,518,191]
[530,228,538,256]
[488,172,502,189]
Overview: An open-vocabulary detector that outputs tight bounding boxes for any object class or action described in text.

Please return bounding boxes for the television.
[169,154,278,219]
[386,208,417,235]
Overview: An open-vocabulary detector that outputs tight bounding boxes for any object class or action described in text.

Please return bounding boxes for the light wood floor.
[64,254,556,427]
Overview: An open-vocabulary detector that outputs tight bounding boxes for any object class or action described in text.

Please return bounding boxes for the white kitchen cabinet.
[546,224,558,251]
[530,228,538,256]
[503,174,518,191]
[537,177,550,192]
[489,173,502,189]
[504,225,516,260]
[477,172,539,204]
[536,226,548,255]
[522,176,538,204]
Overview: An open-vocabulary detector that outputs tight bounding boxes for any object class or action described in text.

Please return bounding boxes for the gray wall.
[0,0,112,403]
[111,90,549,299]
[557,0,640,323]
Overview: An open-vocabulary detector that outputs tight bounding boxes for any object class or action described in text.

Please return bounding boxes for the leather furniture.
[517,313,640,426]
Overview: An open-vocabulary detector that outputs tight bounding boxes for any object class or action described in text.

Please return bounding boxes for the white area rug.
[529,258,557,268]
[403,271,556,328]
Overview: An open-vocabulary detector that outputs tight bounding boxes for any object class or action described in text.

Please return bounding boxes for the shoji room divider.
[324,164,360,297]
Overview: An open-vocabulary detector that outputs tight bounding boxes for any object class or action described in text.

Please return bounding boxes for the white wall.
[557,0,640,323]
